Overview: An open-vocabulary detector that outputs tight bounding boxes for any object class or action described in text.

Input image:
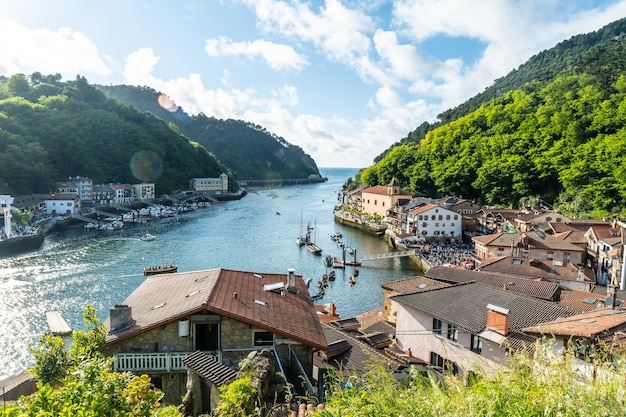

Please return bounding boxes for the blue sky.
[1,1,625,168]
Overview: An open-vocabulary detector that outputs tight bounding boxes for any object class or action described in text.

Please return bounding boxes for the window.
[438,215,443,220]
[446,214,450,220]
[433,318,442,335]
[471,335,482,353]
[253,331,274,346]
[430,352,443,368]
[447,324,458,342]
[443,359,459,375]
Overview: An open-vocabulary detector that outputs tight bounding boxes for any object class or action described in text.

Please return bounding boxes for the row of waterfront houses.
[340,180,626,290]
[9,173,229,218]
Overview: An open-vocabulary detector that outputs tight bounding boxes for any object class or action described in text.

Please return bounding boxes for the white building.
[189,173,228,193]
[407,203,462,242]
[44,193,80,216]
[134,183,155,201]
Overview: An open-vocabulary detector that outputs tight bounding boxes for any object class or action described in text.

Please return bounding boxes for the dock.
[46,311,72,336]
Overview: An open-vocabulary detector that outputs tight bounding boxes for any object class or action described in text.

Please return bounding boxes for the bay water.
[0,168,419,380]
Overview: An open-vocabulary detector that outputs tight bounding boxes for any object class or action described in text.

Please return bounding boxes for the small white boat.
[140,232,156,241]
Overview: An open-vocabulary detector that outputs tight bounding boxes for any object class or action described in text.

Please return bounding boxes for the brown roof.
[559,290,612,312]
[362,185,412,196]
[408,203,439,215]
[477,256,593,283]
[473,231,584,252]
[105,268,326,350]
[425,265,561,301]
[552,230,588,245]
[382,275,451,295]
[523,308,626,338]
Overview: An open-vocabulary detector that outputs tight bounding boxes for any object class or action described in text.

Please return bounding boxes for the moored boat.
[140,232,157,241]
[143,264,178,276]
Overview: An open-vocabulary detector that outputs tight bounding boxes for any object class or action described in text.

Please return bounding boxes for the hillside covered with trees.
[0,74,232,196]
[97,85,322,181]
[361,17,626,218]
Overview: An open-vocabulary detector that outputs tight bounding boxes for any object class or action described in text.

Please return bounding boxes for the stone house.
[103,267,326,414]
[391,282,579,377]
[511,208,570,233]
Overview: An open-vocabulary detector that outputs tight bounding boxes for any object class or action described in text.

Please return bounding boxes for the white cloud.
[204,36,308,71]
[0,18,111,79]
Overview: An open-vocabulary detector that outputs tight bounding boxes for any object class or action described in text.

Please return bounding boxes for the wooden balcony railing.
[113,351,220,373]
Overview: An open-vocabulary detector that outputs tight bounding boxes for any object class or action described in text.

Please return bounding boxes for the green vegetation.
[97,85,322,181]
[0,74,231,196]
[1,306,169,417]
[360,18,626,218]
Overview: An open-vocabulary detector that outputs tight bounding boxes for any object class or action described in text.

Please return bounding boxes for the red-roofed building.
[104,267,326,408]
[407,203,462,242]
[360,179,412,217]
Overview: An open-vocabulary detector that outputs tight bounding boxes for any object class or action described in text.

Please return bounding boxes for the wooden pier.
[46,311,72,336]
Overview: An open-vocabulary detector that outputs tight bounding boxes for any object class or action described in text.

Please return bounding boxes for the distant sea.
[0,167,420,380]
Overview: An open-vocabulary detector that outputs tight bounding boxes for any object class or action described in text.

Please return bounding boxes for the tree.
[1,305,165,417]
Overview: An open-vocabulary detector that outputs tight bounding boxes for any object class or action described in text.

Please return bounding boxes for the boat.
[296,210,306,246]
[305,221,323,255]
[328,270,336,281]
[142,252,177,276]
[143,264,178,276]
[323,254,333,267]
[330,231,342,240]
[140,232,156,241]
[349,275,356,286]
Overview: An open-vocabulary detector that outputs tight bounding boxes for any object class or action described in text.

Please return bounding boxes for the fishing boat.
[142,252,177,276]
[349,275,356,286]
[323,254,333,267]
[296,210,306,246]
[305,222,323,255]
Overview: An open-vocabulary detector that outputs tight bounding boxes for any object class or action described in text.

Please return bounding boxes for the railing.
[113,351,220,373]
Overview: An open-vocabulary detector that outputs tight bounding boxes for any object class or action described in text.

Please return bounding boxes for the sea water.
[0,168,420,380]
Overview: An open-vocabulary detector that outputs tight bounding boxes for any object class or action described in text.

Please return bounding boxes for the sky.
[1,1,625,169]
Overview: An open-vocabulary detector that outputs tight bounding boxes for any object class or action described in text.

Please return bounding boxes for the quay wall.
[333,209,386,236]
[237,176,327,187]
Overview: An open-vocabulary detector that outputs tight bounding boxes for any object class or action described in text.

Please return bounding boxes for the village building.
[391,282,579,377]
[43,193,80,216]
[189,173,229,193]
[475,256,594,292]
[360,179,412,218]
[406,203,462,242]
[103,267,326,414]
[112,184,135,204]
[133,182,155,201]
[585,225,622,286]
[472,231,585,266]
[381,276,451,323]
[512,208,570,233]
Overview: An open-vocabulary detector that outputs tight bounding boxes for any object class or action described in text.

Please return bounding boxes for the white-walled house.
[406,203,462,242]
[44,193,80,216]
[391,282,578,376]
[360,180,412,218]
[134,183,155,201]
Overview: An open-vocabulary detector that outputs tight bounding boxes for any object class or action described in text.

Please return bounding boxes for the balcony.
[113,351,220,373]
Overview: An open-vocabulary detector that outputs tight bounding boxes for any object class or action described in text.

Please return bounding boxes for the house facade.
[391,282,578,377]
[472,231,585,266]
[585,225,622,286]
[360,180,412,218]
[103,267,326,412]
[133,183,155,201]
[406,203,462,242]
[43,193,80,216]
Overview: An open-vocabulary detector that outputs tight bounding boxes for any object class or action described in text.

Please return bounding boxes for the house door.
[195,322,219,351]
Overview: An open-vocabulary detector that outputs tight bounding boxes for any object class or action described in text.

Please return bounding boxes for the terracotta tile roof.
[549,220,609,233]
[552,230,588,245]
[105,268,326,350]
[382,275,451,295]
[408,203,439,215]
[559,290,613,312]
[392,282,579,351]
[425,265,560,301]
[362,185,412,196]
[183,351,238,386]
[523,308,626,339]
[476,256,593,283]
[473,231,584,252]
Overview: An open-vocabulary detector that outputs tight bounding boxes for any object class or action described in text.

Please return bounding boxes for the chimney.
[486,304,509,335]
[109,305,134,334]
[287,268,298,293]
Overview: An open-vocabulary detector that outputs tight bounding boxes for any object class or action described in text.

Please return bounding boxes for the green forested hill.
[97,85,321,181]
[362,18,626,218]
[0,74,230,196]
